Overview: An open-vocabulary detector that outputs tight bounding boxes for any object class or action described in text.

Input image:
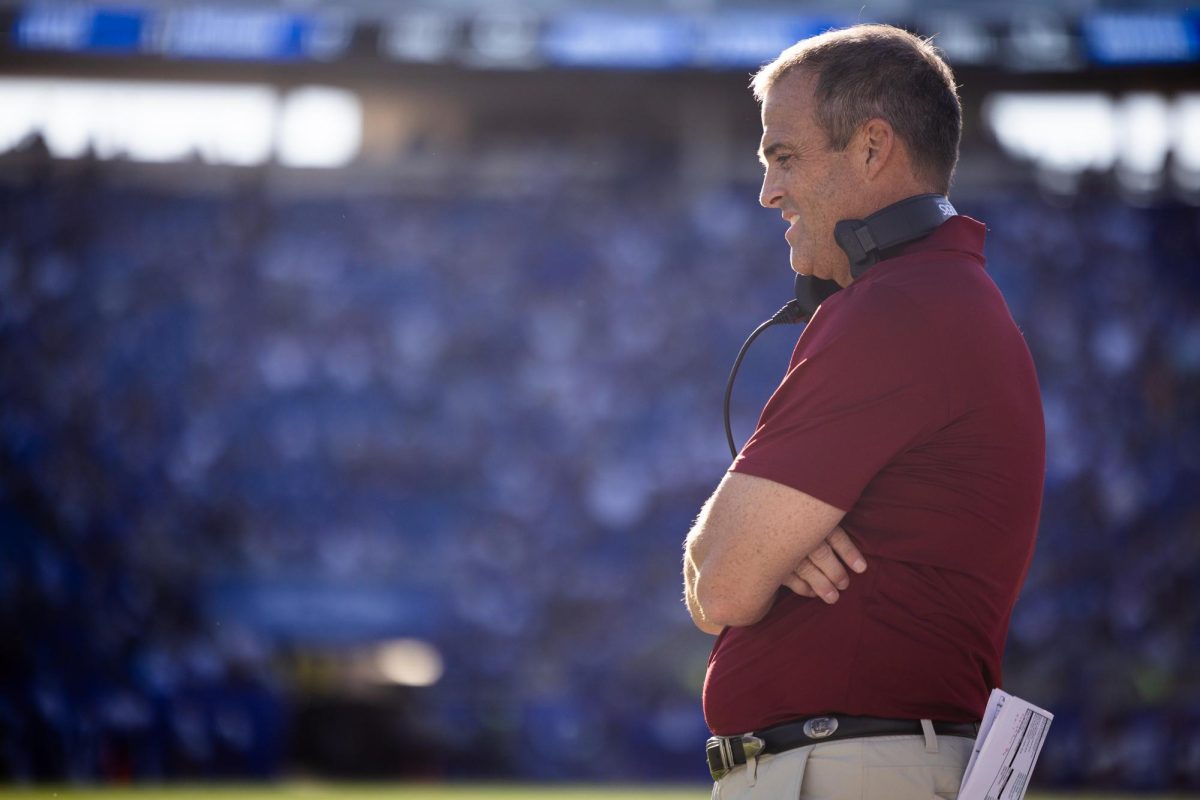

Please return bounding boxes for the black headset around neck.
[795,192,958,320]
[724,193,958,458]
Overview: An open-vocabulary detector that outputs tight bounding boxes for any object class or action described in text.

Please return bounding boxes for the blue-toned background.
[0,0,1198,791]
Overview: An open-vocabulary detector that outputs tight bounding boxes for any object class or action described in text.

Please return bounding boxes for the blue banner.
[695,12,849,68]
[1083,11,1200,64]
[540,10,854,70]
[15,4,145,52]
[14,2,351,61]
[156,7,308,60]
[541,11,694,69]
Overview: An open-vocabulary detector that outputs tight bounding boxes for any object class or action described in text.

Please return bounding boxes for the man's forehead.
[758,73,817,155]
[763,69,816,107]
[762,71,814,115]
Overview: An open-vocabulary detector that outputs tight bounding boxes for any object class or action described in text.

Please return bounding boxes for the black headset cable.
[723,299,809,460]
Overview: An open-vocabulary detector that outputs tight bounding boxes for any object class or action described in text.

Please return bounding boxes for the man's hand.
[780,526,867,604]
[684,473,846,629]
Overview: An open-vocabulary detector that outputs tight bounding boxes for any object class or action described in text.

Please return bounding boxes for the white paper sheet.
[958,689,1053,800]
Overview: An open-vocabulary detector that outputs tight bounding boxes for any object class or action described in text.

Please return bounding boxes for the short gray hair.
[752,24,962,194]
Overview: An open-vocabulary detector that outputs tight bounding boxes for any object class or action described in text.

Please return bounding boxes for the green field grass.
[1,787,705,800]
[0,785,1197,800]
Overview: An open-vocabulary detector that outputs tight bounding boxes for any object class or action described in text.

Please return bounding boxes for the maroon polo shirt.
[704,216,1045,735]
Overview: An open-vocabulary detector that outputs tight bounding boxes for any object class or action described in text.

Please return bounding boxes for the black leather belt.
[706,715,980,781]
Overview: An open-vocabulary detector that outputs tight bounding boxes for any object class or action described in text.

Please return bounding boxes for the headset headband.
[834,193,957,279]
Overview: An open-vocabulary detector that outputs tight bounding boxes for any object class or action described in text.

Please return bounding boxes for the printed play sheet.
[958,689,1054,800]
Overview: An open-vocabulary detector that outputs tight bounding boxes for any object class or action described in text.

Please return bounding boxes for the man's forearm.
[682,473,853,628]
[683,547,724,635]
[684,500,773,632]
[683,482,786,629]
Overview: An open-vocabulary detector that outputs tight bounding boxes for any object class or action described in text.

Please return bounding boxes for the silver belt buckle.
[706,733,765,781]
[802,716,839,739]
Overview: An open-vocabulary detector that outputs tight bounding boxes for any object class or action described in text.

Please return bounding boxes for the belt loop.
[920,719,938,753]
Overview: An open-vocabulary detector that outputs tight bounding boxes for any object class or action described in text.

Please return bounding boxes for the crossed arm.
[683,472,867,634]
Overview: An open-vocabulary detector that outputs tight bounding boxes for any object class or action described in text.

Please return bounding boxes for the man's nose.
[759,172,783,209]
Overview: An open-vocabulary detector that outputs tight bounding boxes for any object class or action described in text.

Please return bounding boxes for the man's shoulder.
[800,275,948,388]
[844,252,1004,330]
[826,265,944,338]
[813,255,1020,382]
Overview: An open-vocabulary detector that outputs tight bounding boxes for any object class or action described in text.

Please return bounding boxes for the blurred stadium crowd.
[0,140,1198,790]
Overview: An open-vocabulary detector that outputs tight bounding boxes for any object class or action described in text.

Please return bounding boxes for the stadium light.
[120,82,276,164]
[1115,93,1170,193]
[375,638,444,687]
[984,91,1200,197]
[1117,94,1170,175]
[276,86,362,169]
[0,78,360,168]
[984,92,1116,174]
[0,78,276,163]
[1173,94,1200,187]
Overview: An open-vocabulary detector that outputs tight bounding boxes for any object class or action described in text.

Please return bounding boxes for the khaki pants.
[711,726,972,800]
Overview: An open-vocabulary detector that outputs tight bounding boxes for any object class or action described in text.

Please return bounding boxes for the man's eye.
[775,155,792,166]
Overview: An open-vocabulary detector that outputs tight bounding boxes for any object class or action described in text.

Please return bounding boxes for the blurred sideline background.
[0,0,1198,794]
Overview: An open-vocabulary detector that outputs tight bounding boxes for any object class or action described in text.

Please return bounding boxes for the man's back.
[705,216,1045,734]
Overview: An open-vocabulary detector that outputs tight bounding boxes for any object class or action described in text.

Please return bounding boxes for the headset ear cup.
[794,274,841,318]
[834,219,875,273]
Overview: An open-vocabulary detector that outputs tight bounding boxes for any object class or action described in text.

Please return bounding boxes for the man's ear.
[860,118,895,180]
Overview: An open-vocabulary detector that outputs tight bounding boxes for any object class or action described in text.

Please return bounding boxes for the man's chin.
[791,262,824,280]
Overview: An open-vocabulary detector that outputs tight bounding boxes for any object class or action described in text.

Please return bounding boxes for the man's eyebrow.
[757,142,793,164]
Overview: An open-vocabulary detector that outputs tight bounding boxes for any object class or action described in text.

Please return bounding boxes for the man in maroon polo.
[682,24,1045,799]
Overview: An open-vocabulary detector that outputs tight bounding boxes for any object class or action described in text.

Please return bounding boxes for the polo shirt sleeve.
[730,282,947,512]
